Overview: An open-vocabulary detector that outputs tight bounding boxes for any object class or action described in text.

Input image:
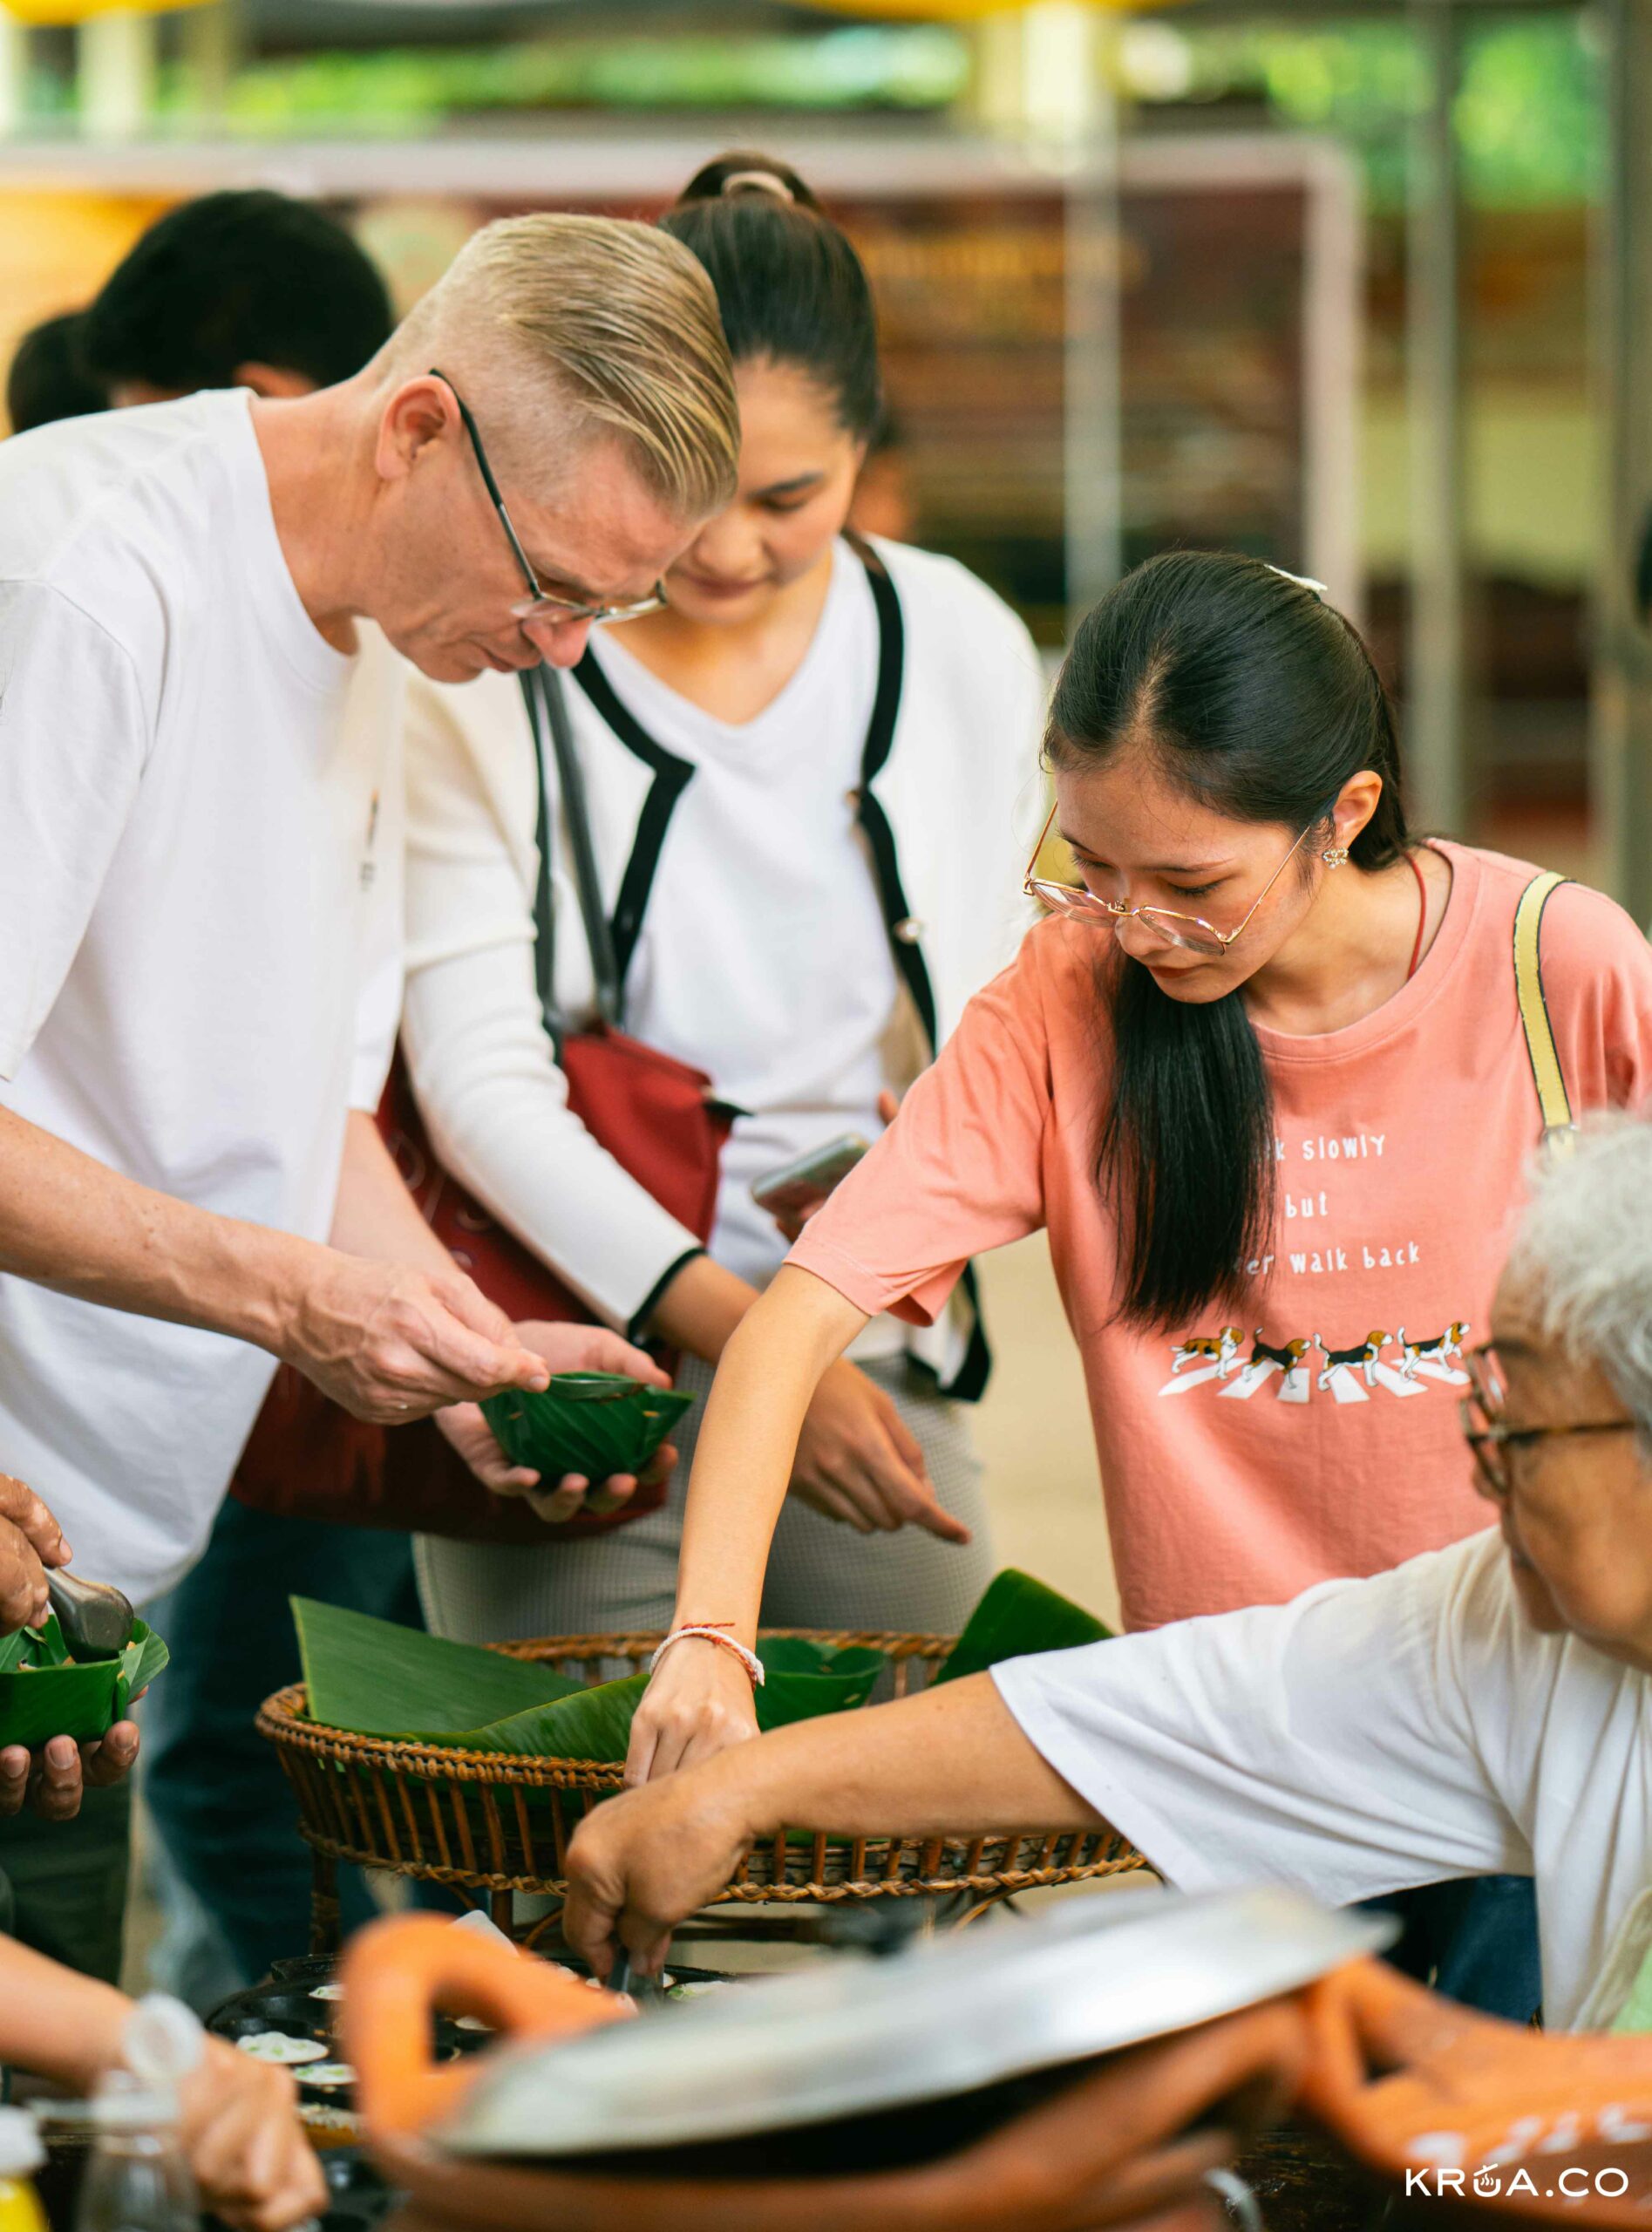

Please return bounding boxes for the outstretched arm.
[623,1263,966,1787]
[0,1938,326,2232]
[0,1104,549,1423]
[573,1672,1105,1975]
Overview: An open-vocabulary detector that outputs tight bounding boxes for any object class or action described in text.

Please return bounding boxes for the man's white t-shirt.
[993,1528,1652,2031]
[0,391,398,1602]
[588,551,900,1300]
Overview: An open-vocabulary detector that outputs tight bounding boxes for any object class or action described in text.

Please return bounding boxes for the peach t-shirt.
[791,842,1652,1630]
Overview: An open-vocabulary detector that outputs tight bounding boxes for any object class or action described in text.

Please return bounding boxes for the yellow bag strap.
[1513,869,1576,1157]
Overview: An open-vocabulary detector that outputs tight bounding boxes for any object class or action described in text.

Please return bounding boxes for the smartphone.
[751,1132,870,1220]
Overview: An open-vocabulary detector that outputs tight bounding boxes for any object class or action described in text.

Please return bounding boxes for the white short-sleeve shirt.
[994,1528,1652,2030]
[0,391,400,1601]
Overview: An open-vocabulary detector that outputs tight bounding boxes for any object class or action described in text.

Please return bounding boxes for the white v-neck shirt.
[0,391,399,1600]
[588,551,901,1291]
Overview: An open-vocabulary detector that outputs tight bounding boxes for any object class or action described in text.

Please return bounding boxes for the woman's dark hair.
[661,152,881,440]
[1046,549,1410,1330]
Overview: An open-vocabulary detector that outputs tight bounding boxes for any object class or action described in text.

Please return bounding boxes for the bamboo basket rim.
[257,1626,957,1781]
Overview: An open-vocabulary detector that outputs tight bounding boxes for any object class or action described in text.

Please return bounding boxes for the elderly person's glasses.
[430,368,669,628]
[1458,1341,1634,1501]
[1023,804,1324,957]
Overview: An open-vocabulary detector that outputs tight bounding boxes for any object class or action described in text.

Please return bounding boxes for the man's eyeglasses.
[1458,1341,1634,1501]
[1023,803,1324,958]
[431,368,668,628]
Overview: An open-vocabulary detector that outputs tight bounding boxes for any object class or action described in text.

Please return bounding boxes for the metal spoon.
[45,1569,136,1661]
[606,1950,665,2009]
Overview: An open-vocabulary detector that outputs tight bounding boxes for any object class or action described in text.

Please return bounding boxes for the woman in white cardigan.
[401,152,1045,1646]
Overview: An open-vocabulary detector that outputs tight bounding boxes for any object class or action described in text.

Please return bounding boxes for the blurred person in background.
[566,1113,1652,2043]
[401,153,1045,1659]
[632,549,1652,2022]
[0,210,738,1979]
[4,312,105,435]
[77,189,395,407]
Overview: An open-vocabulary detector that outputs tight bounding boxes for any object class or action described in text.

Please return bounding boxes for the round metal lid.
[440,1884,1392,2159]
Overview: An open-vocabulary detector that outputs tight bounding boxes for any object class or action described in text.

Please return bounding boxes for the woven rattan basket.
[258,1630,1145,1951]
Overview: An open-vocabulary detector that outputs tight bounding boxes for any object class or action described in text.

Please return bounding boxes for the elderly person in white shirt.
[565,1113,1652,2035]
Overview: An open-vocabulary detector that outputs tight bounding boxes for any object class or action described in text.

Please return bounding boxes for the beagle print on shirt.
[1160,1320,1472,1407]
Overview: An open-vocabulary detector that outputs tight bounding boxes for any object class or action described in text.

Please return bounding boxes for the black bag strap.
[846,534,993,1405]
[520,665,624,1040]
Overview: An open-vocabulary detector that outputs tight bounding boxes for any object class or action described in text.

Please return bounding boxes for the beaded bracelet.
[648,1624,765,1690]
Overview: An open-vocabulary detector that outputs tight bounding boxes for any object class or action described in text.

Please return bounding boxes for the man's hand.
[790,1360,970,1542]
[179,2038,328,2232]
[0,1473,70,1632]
[564,1757,755,1979]
[435,1321,678,1521]
[0,1721,139,1821]
[280,1252,551,1422]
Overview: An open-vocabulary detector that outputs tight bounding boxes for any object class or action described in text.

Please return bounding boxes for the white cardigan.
[399,536,1045,1384]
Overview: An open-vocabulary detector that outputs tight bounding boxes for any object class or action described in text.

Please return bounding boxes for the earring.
[1322,846,1350,869]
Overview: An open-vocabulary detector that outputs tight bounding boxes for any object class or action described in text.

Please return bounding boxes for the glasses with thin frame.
[430,367,669,628]
[1458,1341,1634,1501]
[1023,802,1323,957]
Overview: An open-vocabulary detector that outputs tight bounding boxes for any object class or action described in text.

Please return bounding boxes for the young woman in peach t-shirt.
[631,556,1652,1813]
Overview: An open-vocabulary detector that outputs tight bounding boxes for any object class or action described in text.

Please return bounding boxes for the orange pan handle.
[342,1912,629,2138]
[1303,1956,1652,2181]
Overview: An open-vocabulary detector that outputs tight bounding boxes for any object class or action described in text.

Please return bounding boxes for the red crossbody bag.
[230,663,731,1542]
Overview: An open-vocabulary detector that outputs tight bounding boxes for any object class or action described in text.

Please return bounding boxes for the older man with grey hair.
[566,1113,1652,2033]
[0,211,738,1968]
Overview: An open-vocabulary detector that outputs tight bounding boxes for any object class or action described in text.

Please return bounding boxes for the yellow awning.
[1,0,207,23]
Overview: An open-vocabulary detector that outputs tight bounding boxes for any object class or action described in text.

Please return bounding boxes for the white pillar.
[78,8,157,143]
[1405,0,1469,839]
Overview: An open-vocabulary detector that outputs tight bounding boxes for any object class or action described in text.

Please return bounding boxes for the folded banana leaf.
[933,1569,1113,1687]
[480,1371,695,1483]
[0,1613,170,1747]
[292,1599,884,1761]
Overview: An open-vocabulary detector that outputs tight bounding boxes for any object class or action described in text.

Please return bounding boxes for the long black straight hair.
[1046,551,1411,1330]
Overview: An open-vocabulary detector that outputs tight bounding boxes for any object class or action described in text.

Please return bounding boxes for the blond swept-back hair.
[389,214,739,520]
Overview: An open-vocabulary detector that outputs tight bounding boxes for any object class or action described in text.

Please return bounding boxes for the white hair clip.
[720,170,795,202]
[1266,563,1329,601]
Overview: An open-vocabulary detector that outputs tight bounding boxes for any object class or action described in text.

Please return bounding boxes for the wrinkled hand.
[564,1755,754,1978]
[0,1721,139,1821]
[435,1322,676,1521]
[623,1636,758,1786]
[283,1251,550,1422]
[791,1360,970,1541]
[179,2037,328,2232]
[0,1473,70,1634]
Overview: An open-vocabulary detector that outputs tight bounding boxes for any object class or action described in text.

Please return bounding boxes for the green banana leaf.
[292,1599,887,1761]
[294,1597,581,1739]
[934,1569,1113,1687]
[0,1614,169,1747]
[481,1371,695,1483]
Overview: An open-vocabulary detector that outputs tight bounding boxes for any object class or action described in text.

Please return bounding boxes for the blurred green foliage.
[160,24,969,133]
[143,8,1594,214]
[1173,16,1601,209]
